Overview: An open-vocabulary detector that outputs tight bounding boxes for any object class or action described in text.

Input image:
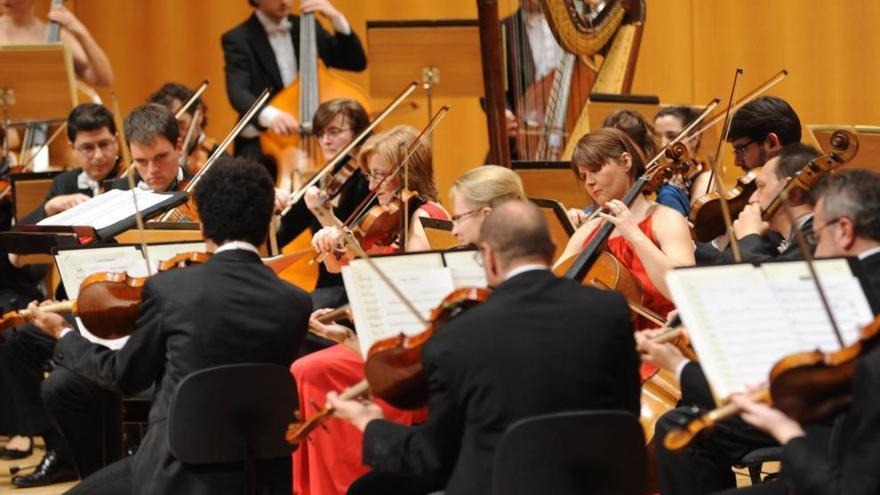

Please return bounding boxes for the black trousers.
[42,367,122,478]
[66,454,132,495]
[347,470,443,495]
[234,135,277,182]
[3,324,55,435]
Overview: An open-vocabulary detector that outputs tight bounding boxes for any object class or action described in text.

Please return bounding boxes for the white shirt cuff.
[59,327,74,339]
[258,105,282,129]
[331,14,351,35]
[675,358,692,383]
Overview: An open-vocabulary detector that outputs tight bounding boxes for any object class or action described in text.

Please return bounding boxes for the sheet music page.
[342,252,454,360]
[442,249,488,288]
[667,264,800,401]
[667,259,876,402]
[761,259,873,351]
[38,189,173,229]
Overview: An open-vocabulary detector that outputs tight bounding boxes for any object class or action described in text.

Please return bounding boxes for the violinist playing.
[222,0,367,177]
[289,126,459,495]
[555,127,695,321]
[697,169,880,495]
[327,201,641,495]
[147,82,221,176]
[107,103,192,193]
[21,156,313,495]
[308,125,449,273]
[654,105,714,203]
[277,98,371,311]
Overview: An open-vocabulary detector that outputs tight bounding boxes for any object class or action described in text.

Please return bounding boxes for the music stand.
[366,20,484,125]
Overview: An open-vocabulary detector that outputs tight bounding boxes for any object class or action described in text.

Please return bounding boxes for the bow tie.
[265,19,292,36]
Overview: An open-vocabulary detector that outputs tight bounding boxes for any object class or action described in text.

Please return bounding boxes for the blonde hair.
[449,165,527,207]
[357,125,438,201]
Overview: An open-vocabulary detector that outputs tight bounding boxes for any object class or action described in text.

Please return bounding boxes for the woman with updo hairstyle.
[654,105,714,205]
[555,127,695,325]
[448,165,527,246]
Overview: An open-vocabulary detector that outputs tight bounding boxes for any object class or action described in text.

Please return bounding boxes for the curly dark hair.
[194,156,275,246]
[67,103,116,142]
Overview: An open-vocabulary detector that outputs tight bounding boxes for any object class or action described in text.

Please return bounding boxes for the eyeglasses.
[732,139,756,156]
[813,217,842,239]
[365,171,390,182]
[316,127,352,139]
[451,208,481,226]
[74,140,116,156]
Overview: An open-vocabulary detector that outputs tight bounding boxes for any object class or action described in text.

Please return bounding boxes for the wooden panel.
[114,227,202,245]
[513,163,588,209]
[0,45,76,123]
[11,171,61,221]
[367,22,483,97]
[420,217,460,250]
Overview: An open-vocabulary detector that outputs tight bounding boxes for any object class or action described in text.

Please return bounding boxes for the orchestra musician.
[277,98,371,312]
[327,200,641,495]
[107,103,192,193]
[727,96,802,172]
[0,0,113,87]
[640,168,880,495]
[289,126,453,495]
[23,156,313,495]
[221,0,367,177]
[654,105,714,202]
[147,82,220,176]
[697,143,822,264]
[555,127,695,317]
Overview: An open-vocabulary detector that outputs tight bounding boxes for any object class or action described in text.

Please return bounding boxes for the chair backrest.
[168,363,297,464]
[11,171,61,221]
[493,410,646,495]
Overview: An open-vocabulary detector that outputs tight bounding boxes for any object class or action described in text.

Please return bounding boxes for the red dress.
[291,202,446,495]
[582,213,675,380]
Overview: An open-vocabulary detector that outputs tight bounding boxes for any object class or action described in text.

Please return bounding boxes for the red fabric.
[291,346,427,495]
[291,201,445,495]
[581,215,675,380]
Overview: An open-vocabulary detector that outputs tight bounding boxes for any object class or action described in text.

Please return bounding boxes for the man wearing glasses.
[727,95,802,172]
[19,104,121,224]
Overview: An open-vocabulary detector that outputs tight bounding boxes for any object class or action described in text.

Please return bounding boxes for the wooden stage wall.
[27,0,880,208]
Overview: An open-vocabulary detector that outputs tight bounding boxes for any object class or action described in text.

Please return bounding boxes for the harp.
[477,0,646,165]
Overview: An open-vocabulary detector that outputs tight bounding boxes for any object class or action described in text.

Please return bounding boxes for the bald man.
[329,201,642,495]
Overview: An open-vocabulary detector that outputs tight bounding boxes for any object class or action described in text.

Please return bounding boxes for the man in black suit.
[0,103,121,473]
[642,168,880,495]
[710,168,880,495]
[329,200,642,495]
[696,143,821,265]
[24,156,312,494]
[221,0,367,177]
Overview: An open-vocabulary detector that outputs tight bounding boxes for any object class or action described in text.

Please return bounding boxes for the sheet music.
[442,249,487,288]
[142,242,207,272]
[342,252,457,360]
[38,189,173,229]
[666,259,874,402]
[54,246,144,298]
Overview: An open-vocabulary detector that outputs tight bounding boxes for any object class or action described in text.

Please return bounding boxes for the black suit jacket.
[221,13,367,128]
[53,249,312,495]
[694,217,814,266]
[361,270,641,495]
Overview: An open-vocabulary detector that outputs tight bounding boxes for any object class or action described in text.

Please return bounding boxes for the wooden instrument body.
[259,63,371,191]
[76,271,145,340]
[689,168,760,243]
[365,287,491,410]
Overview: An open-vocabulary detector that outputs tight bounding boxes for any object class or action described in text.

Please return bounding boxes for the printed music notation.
[667,259,874,401]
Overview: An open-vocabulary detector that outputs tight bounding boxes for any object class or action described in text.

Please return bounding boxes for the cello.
[259,9,371,193]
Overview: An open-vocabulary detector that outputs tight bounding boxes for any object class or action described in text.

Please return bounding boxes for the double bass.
[259,9,371,193]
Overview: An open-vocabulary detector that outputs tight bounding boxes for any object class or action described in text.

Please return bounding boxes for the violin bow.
[707,68,744,263]
[279,81,419,216]
[111,92,134,179]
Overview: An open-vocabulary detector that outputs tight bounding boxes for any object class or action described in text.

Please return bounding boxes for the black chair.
[493,410,646,495]
[735,446,783,484]
[168,363,298,495]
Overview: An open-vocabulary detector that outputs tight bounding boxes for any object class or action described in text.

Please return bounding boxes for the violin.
[366,286,491,410]
[664,313,880,452]
[688,168,760,243]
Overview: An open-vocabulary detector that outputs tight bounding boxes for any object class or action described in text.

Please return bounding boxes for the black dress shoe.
[0,436,33,460]
[11,450,77,487]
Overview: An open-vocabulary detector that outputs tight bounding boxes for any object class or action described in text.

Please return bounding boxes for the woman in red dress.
[291,125,447,495]
[555,127,695,325]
